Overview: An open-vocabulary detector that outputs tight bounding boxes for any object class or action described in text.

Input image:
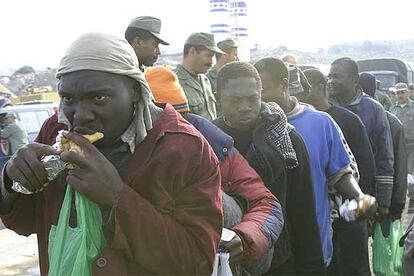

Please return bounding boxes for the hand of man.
[60,131,124,207]
[219,233,244,264]
[6,143,60,193]
[358,194,377,219]
[376,207,390,222]
[388,211,402,221]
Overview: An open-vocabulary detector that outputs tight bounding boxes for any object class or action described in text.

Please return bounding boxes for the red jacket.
[0,105,223,275]
[220,150,281,263]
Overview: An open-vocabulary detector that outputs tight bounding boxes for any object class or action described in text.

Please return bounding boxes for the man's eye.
[62,96,73,103]
[94,95,108,101]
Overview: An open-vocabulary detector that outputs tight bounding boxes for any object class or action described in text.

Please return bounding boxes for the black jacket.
[386,111,408,215]
[326,105,376,195]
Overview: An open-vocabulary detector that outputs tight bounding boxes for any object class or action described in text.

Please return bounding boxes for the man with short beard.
[174,32,223,121]
[207,38,239,94]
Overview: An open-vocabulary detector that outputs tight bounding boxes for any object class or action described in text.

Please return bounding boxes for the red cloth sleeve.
[221,151,282,263]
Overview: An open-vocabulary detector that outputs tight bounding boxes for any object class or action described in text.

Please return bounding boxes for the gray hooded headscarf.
[56,32,154,146]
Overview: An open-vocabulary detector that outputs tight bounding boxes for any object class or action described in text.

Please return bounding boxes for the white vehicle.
[1,100,57,142]
[0,100,57,169]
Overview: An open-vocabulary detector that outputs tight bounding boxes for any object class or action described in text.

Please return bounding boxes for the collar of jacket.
[184,113,235,163]
[330,86,364,107]
[139,63,146,73]
[395,99,414,108]
[175,64,199,80]
[285,96,315,119]
[175,64,209,92]
[207,67,218,78]
[253,102,298,169]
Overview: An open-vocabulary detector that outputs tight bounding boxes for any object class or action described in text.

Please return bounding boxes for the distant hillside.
[158,39,414,68]
[327,39,414,62]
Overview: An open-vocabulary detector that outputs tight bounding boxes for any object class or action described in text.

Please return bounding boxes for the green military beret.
[395,82,408,92]
[217,38,238,52]
[128,16,169,45]
[185,32,224,54]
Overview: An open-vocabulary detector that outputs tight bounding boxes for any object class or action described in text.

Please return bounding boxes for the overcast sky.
[1,0,413,69]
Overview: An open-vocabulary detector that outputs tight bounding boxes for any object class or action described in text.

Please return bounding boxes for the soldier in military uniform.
[206,38,239,94]
[174,33,223,121]
[390,82,414,212]
[125,16,169,72]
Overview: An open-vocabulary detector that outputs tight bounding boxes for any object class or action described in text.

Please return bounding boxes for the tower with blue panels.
[208,0,250,61]
[209,0,231,43]
[230,0,250,61]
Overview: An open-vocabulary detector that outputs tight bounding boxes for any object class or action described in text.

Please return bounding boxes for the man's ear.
[188,46,198,57]
[131,82,141,103]
[316,83,324,93]
[132,37,142,49]
[281,78,289,94]
[221,53,229,63]
[351,74,359,84]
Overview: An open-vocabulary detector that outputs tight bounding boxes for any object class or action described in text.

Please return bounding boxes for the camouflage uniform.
[376,90,393,111]
[206,67,218,94]
[174,64,217,121]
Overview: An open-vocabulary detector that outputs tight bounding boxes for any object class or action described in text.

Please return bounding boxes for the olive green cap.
[128,16,169,45]
[217,38,238,51]
[185,32,224,54]
[395,82,408,92]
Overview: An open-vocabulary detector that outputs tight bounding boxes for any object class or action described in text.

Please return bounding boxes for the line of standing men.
[124,16,380,275]
[0,14,383,276]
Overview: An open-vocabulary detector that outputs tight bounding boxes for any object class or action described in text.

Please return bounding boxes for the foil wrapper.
[12,131,66,194]
[339,199,358,222]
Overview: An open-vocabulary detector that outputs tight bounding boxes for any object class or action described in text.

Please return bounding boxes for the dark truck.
[357,58,414,92]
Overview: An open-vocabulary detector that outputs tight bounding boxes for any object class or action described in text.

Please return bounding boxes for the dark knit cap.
[357,72,376,97]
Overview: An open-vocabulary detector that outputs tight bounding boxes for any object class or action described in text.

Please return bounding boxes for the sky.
[1,0,413,70]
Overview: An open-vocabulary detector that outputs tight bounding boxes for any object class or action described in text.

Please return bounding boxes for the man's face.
[299,81,320,104]
[397,90,410,104]
[388,89,397,103]
[192,48,214,74]
[225,48,239,63]
[2,116,13,125]
[58,70,138,146]
[327,64,355,97]
[258,70,287,105]
[133,36,161,66]
[220,77,261,131]
[284,56,298,66]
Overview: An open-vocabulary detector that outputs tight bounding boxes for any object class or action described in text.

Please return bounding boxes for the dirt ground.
[0,200,413,275]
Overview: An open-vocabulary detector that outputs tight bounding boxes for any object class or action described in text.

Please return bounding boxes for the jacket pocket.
[188,96,204,114]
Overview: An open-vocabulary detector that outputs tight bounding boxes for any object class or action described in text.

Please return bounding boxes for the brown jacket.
[0,105,223,275]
